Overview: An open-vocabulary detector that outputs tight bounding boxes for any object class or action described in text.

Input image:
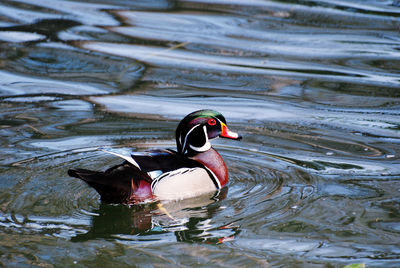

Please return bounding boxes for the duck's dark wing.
[101,149,201,174]
[130,149,201,173]
[68,163,152,204]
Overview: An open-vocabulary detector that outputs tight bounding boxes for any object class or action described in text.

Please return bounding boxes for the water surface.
[0,0,399,267]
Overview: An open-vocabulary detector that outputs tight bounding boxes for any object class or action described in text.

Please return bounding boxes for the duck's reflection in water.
[72,187,240,244]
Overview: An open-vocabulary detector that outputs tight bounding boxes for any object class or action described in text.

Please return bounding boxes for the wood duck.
[68,109,241,204]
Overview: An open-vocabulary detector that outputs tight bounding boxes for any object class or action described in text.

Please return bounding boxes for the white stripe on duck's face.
[151,167,217,201]
[188,125,211,152]
[182,125,212,154]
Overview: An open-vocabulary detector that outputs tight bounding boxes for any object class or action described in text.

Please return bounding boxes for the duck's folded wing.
[102,149,201,174]
[101,149,141,169]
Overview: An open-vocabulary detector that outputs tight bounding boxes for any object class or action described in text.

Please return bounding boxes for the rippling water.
[1,0,399,267]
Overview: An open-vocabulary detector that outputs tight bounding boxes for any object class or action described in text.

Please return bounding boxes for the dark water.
[1,0,400,267]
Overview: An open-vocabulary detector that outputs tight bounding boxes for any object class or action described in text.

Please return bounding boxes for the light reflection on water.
[0,0,400,267]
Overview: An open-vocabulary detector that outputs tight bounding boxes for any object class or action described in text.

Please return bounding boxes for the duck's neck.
[190,148,228,187]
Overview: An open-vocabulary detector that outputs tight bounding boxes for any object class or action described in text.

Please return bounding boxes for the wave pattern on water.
[0,0,399,267]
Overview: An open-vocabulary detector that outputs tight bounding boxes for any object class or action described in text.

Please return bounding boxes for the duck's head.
[176,109,241,155]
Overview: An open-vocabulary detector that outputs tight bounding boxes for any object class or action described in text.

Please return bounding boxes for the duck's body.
[68,110,241,204]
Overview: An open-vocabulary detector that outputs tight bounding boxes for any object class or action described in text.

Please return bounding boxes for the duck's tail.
[68,167,132,204]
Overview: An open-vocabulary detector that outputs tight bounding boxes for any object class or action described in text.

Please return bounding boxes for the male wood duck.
[68,110,241,204]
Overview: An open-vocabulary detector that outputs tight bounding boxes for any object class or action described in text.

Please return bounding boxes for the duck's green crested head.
[176,109,241,155]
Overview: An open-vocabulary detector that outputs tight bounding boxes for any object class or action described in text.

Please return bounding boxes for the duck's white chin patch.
[189,141,211,152]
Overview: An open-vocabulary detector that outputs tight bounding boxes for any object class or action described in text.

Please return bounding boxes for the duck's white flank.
[151,167,217,200]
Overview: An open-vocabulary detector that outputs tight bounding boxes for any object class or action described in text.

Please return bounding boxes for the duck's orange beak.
[220,122,242,140]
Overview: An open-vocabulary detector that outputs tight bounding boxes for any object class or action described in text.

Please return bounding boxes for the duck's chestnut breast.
[191,148,228,187]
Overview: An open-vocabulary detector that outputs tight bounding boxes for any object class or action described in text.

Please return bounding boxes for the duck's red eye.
[208,119,216,126]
